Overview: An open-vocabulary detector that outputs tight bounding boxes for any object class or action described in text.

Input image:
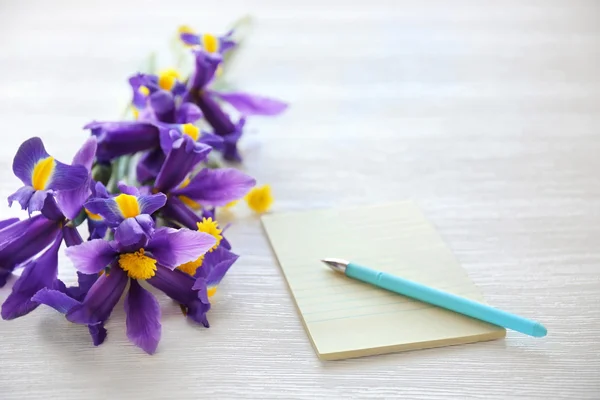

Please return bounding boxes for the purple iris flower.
[182,50,287,161]
[128,72,199,124]
[179,28,236,55]
[146,134,255,229]
[136,123,222,184]
[8,137,89,215]
[0,137,97,291]
[84,183,166,228]
[158,123,224,154]
[33,216,216,354]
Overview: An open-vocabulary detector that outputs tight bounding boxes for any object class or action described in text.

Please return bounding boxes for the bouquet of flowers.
[0,19,286,354]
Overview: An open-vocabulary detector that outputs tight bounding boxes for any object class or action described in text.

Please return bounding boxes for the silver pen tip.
[320,258,348,273]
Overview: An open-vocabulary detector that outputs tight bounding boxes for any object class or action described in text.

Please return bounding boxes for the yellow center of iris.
[181,123,200,141]
[158,75,175,91]
[178,25,195,35]
[114,194,140,218]
[177,255,204,276]
[245,185,274,214]
[207,286,217,297]
[84,208,103,221]
[196,217,222,252]
[138,85,150,96]
[132,107,139,120]
[31,156,55,191]
[175,217,223,276]
[158,68,180,91]
[202,33,219,53]
[118,249,157,280]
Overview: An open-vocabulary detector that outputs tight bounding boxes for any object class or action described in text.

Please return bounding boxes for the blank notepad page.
[261,202,505,360]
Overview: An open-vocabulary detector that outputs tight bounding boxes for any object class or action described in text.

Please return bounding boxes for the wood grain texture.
[0,0,599,399]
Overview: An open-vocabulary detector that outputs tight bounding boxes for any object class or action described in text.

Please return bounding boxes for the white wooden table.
[1,1,599,398]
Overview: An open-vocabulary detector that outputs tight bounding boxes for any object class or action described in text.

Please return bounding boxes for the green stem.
[108,155,132,193]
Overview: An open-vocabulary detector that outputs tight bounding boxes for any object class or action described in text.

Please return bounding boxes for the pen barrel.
[346,263,546,337]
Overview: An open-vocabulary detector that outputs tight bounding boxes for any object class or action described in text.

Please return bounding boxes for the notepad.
[261,201,506,360]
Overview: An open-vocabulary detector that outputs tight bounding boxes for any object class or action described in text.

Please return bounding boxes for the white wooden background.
[1,1,599,399]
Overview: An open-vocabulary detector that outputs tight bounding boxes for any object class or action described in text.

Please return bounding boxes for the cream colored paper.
[261,201,506,360]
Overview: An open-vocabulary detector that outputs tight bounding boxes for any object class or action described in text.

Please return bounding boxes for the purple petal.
[47,162,89,191]
[154,136,211,193]
[88,218,108,240]
[27,190,50,215]
[66,264,127,325]
[196,247,239,287]
[1,234,62,320]
[62,226,83,247]
[117,182,140,196]
[92,181,110,198]
[148,265,210,326]
[0,218,19,230]
[66,271,99,302]
[221,118,245,162]
[56,178,91,220]
[84,198,122,227]
[180,32,200,46]
[32,288,80,314]
[176,102,203,124]
[188,277,211,327]
[113,215,155,253]
[0,214,58,252]
[41,193,65,221]
[8,186,35,210]
[0,215,61,287]
[198,131,224,151]
[129,73,159,98]
[219,39,236,54]
[148,265,196,304]
[125,279,161,354]
[85,121,160,162]
[161,196,202,230]
[149,90,176,123]
[72,136,98,171]
[0,216,37,246]
[210,91,288,116]
[171,168,256,206]
[158,126,179,154]
[172,81,187,96]
[189,92,236,136]
[136,149,166,184]
[187,50,222,91]
[65,239,117,274]
[89,323,108,346]
[34,280,108,346]
[146,227,216,269]
[201,208,216,220]
[12,137,49,186]
[138,193,167,215]
[0,269,11,288]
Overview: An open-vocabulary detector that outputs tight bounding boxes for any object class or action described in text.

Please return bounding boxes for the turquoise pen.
[321,258,547,337]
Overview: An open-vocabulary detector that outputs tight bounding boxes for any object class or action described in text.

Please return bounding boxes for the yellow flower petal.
[196,217,222,252]
[119,249,157,280]
[177,255,204,276]
[245,185,274,214]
